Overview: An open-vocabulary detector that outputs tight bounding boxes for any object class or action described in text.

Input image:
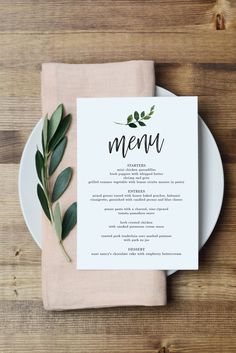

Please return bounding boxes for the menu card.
[77,97,198,270]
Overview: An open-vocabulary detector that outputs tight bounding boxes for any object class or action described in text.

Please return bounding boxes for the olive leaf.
[48,104,63,141]
[54,202,62,241]
[37,184,51,221]
[35,149,44,183]
[42,115,48,152]
[143,115,152,120]
[49,137,67,176]
[48,114,72,152]
[52,167,72,202]
[134,111,139,121]
[127,114,133,124]
[141,111,145,117]
[128,123,137,128]
[62,202,77,240]
[138,121,146,126]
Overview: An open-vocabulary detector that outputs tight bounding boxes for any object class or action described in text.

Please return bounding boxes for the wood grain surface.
[0,1,236,352]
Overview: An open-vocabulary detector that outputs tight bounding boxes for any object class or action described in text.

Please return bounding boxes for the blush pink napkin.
[41,61,167,310]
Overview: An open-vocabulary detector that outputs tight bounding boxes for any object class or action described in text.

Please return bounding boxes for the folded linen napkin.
[41,61,167,310]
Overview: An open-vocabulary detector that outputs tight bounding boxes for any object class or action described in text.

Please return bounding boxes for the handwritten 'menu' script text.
[108,133,164,158]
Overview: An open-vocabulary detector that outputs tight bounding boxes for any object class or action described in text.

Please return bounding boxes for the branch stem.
[59,241,72,262]
[43,145,72,263]
[113,122,128,125]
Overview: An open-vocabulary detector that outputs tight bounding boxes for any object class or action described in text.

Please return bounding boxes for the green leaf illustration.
[138,121,146,126]
[35,149,44,183]
[37,184,51,221]
[127,115,133,124]
[128,123,137,128]
[114,105,155,128]
[54,202,62,241]
[62,202,77,240]
[52,167,72,202]
[49,137,67,176]
[48,104,63,141]
[134,111,139,121]
[48,114,71,151]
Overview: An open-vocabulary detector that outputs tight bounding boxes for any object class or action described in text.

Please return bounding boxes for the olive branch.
[35,104,77,262]
[114,105,155,128]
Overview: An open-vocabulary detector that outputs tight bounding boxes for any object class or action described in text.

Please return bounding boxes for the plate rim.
[18,118,43,248]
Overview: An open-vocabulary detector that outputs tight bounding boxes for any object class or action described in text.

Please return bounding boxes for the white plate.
[18,86,224,276]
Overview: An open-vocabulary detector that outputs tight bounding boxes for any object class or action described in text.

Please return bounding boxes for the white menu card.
[77,97,198,270]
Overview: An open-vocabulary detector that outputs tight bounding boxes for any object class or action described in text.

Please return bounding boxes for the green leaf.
[40,168,45,190]
[128,123,137,128]
[41,133,45,154]
[134,111,139,121]
[149,110,154,115]
[42,115,48,152]
[62,202,77,240]
[127,114,133,124]
[48,104,63,141]
[52,167,72,202]
[138,121,146,126]
[141,111,145,118]
[143,115,152,120]
[37,184,51,221]
[53,202,62,240]
[151,105,155,111]
[49,137,67,176]
[35,149,44,183]
[48,114,72,152]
